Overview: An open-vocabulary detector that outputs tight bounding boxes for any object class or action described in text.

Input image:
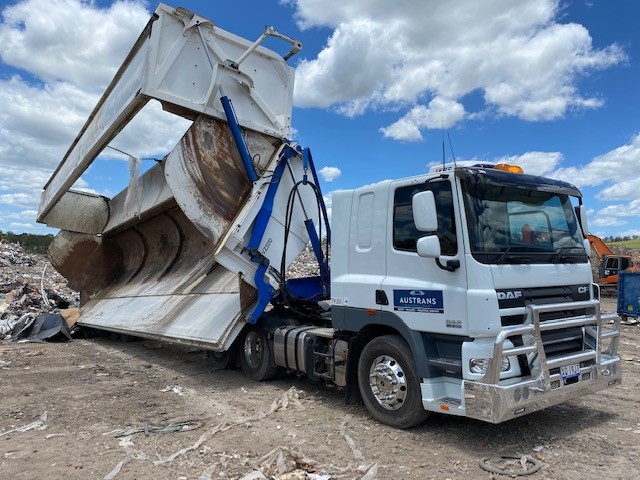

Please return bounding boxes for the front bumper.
[463,298,621,423]
[464,356,621,423]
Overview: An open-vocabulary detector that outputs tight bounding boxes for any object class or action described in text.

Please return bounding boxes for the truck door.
[380,177,468,335]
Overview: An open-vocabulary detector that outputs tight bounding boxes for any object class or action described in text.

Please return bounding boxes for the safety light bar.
[494,164,524,174]
[429,162,525,174]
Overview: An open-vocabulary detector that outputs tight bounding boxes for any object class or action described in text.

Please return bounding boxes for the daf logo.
[409,290,425,296]
[577,286,588,294]
[497,291,523,300]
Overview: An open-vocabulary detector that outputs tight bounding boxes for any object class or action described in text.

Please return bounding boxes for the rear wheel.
[357,335,430,429]
[207,346,237,370]
[239,328,279,381]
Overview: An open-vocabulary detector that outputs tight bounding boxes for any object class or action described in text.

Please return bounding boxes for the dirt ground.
[1,298,639,480]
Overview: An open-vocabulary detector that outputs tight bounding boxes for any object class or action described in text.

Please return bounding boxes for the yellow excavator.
[587,234,635,285]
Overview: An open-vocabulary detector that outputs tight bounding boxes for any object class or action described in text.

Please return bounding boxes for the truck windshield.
[461,180,587,264]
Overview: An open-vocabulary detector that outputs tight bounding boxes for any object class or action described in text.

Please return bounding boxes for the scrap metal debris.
[10,312,72,343]
[115,421,202,438]
[479,454,542,476]
[1,241,78,340]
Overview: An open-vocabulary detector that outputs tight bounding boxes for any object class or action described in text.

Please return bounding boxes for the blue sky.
[0,0,638,238]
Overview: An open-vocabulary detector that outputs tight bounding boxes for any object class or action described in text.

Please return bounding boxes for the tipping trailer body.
[39,4,621,429]
[38,4,321,351]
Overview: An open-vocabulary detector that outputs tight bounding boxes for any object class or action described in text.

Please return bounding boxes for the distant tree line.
[0,231,54,254]
[603,234,640,243]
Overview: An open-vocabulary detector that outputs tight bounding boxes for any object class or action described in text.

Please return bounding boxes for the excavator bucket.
[37,5,322,350]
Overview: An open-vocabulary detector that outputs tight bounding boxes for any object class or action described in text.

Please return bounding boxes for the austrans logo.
[393,289,444,313]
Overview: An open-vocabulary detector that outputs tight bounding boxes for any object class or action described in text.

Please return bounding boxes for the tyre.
[239,328,279,381]
[357,334,430,429]
[207,346,237,370]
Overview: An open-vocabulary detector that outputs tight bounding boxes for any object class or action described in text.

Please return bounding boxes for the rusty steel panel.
[76,267,246,351]
[61,203,255,349]
[165,116,279,248]
[105,161,175,234]
[47,231,122,294]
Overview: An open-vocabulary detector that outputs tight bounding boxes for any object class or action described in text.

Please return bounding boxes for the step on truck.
[37,3,621,428]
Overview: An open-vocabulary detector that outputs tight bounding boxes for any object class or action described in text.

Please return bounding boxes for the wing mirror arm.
[436,258,460,272]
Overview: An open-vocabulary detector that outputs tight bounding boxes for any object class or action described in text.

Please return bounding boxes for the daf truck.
[37,4,620,428]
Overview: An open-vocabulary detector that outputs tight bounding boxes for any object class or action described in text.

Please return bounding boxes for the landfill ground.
[0,296,638,480]
[2,242,640,479]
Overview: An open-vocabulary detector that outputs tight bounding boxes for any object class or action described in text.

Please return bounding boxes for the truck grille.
[541,326,583,358]
[498,284,591,327]
[497,284,592,370]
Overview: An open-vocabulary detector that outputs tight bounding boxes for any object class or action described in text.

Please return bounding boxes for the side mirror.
[583,238,591,256]
[575,205,589,237]
[413,191,438,232]
[417,235,441,258]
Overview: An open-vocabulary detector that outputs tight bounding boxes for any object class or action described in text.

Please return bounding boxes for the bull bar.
[464,296,621,423]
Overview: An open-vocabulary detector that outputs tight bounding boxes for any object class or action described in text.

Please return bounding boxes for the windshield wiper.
[495,246,532,264]
[550,247,585,264]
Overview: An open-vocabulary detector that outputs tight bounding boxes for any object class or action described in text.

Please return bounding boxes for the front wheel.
[239,328,279,381]
[357,335,430,429]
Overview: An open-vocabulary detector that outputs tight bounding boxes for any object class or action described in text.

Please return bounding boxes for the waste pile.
[287,244,329,279]
[610,245,640,265]
[1,239,323,340]
[0,240,79,340]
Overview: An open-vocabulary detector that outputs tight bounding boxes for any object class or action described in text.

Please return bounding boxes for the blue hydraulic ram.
[220,95,258,182]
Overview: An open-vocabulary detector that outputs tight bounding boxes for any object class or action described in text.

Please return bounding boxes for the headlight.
[469,357,510,374]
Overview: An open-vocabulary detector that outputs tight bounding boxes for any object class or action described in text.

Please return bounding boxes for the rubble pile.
[287,244,330,279]
[0,241,79,339]
[611,245,640,265]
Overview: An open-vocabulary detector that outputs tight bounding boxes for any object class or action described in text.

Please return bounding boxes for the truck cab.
[330,163,621,425]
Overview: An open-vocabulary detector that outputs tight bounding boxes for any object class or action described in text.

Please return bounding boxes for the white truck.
[37,4,621,428]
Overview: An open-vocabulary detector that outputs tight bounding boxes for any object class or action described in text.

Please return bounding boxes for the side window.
[393,181,457,255]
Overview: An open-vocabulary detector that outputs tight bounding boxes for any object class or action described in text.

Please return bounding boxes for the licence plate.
[560,363,581,381]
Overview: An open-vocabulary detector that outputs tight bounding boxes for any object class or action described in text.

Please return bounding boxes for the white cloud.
[537,136,640,234]
[322,191,336,225]
[292,0,625,140]
[549,133,640,200]
[494,151,564,177]
[4,209,38,221]
[9,222,34,229]
[0,75,95,171]
[294,19,399,110]
[318,166,342,182]
[380,97,465,141]
[427,151,563,176]
[590,216,627,228]
[596,199,640,218]
[614,228,640,237]
[0,0,149,92]
[0,193,38,207]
